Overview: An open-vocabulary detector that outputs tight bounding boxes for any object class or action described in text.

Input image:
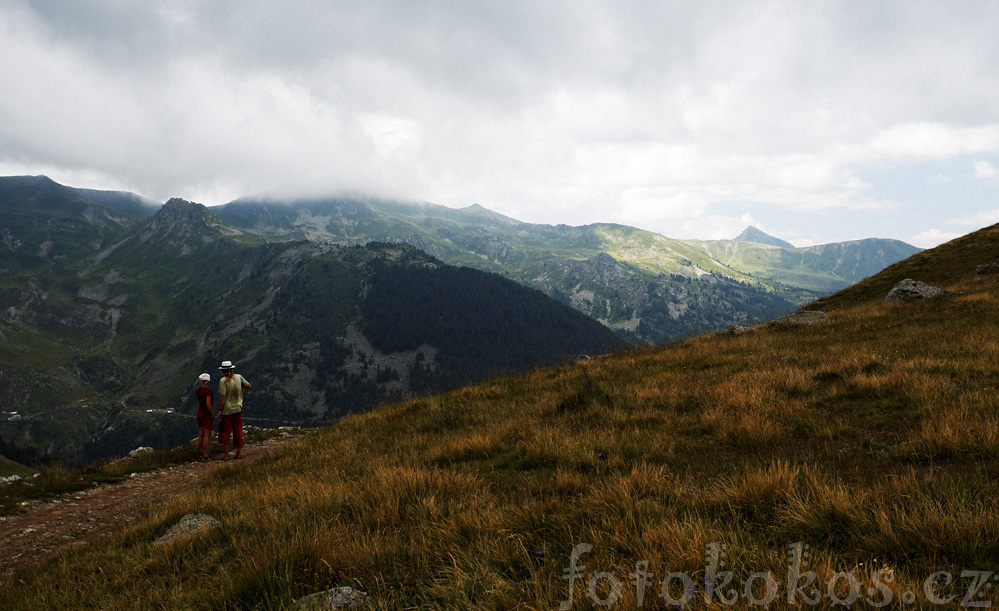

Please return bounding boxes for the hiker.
[217,360,251,460]
[195,373,214,460]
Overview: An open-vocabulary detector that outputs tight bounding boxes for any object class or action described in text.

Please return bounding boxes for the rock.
[128,446,154,458]
[885,279,943,302]
[154,513,219,546]
[774,311,829,325]
[719,324,754,335]
[976,262,999,276]
[0,474,22,485]
[293,587,370,610]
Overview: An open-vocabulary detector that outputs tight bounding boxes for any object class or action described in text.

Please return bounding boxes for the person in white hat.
[195,373,215,460]
[217,360,251,460]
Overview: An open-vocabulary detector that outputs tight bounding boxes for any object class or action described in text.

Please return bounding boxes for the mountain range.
[0,175,918,462]
[210,195,920,342]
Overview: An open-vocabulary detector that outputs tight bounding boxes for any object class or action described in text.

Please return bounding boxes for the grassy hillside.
[2,228,997,609]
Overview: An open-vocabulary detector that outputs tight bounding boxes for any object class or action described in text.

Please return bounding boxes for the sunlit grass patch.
[904,400,999,460]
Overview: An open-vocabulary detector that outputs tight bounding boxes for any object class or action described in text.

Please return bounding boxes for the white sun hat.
[198,373,211,382]
[218,360,235,370]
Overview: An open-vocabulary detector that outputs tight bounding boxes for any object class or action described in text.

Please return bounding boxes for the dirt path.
[0,434,299,579]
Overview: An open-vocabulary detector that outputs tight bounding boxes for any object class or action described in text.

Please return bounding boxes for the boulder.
[128,446,154,458]
[294,587,370,610]
[154,513,219,545]
[885,279,942,302]
[774,311,829,325]
[976,262,999,276]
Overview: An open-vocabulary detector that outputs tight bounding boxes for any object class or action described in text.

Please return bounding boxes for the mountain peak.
[0,175,77,209]
[147,198,258,246]
[154,198,212,226]
[734,226,794,249]
[11,174,58,188]
[162,197,202,211]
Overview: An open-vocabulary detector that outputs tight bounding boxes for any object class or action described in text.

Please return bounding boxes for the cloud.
[974,161,998,180]
[908,228,962,249]
[870,123,999,159]
[665,213,758,242]
[2,0,999,245]
[946,209,999,228]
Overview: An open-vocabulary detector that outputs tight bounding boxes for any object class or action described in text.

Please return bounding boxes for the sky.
[1,1,997,248]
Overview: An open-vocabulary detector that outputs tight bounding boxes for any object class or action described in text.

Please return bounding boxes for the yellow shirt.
[218,374,250,415]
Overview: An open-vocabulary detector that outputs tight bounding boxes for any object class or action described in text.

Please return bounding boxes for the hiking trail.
[0,433,299,579]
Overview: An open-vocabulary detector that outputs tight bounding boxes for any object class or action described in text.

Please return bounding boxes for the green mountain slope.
[4,219,997,610]
[0,180,622,463]
[0,175,147,282]
[697,235,923,293]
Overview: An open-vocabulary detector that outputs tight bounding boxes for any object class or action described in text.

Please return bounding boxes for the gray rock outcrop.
[128,446,154,458]
[885,279,942,302]
[976,262,999,276]
[154,513,219,545]
[294,587,370,609]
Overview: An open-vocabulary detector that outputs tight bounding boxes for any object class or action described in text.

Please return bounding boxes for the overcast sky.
[2,1,998,247]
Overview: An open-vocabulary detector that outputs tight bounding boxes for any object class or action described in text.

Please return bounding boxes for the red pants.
[218,412,244,448]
